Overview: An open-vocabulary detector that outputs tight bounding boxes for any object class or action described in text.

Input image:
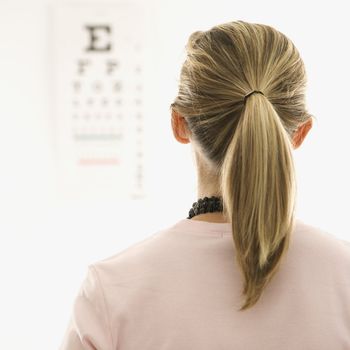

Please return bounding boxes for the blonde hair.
[170,20,315,311]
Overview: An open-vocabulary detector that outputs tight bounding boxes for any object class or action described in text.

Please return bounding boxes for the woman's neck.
[190,212,229,223]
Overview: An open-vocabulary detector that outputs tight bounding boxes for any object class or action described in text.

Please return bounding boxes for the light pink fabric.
[59,217,350,350]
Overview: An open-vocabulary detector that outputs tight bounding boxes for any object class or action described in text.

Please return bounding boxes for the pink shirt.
[59,217,350,349]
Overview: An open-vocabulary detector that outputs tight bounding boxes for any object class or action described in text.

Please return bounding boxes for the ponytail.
[220,93,297,310]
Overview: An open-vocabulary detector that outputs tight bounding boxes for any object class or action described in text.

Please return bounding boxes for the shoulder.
[293,218,350,269]
[88,225,176,285]
[294,218,350,247]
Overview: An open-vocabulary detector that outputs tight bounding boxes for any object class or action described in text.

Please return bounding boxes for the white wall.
[0,0,349,349]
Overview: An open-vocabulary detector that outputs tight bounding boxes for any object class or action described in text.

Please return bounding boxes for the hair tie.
[243,90,265,104]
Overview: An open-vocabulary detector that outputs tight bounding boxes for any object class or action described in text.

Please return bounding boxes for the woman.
[59,20,350,349]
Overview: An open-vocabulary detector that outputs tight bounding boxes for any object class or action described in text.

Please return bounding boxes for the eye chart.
[50,3,147,200]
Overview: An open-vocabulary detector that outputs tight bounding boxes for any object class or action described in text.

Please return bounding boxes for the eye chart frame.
[49,2,148,200]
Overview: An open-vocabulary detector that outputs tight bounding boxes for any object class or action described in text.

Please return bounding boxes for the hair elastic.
[243,90,265,103]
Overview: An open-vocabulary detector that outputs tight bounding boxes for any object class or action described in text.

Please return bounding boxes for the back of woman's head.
[170,20,315,311]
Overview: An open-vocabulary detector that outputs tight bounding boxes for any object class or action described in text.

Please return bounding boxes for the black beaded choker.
[187,196,223,219]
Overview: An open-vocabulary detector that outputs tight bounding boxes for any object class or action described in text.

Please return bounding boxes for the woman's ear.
[171,109,191,144]
[292,117,313,149]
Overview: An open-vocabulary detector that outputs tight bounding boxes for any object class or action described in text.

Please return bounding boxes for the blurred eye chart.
[50,3,147,200]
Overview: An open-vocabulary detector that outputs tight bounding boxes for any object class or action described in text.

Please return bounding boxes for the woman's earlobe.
[171,110,191,144]
[292,117,313,149]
